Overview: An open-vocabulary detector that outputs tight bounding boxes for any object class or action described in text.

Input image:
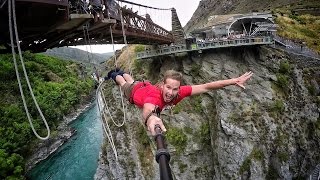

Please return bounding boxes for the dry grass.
[275,13,320,53]
[105,45,137,72]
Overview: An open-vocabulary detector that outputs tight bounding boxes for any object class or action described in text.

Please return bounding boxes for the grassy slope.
[274,2,320,53]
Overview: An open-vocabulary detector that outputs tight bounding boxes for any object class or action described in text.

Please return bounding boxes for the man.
[106,69,253,135]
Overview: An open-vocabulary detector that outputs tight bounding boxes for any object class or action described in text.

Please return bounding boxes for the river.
[28,104,103,180]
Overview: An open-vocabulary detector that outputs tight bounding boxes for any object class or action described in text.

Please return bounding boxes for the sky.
[72,0,201,53]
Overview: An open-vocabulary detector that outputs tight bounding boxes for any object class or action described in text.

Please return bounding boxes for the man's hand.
[146,115,167,136]
[235,71,253,89]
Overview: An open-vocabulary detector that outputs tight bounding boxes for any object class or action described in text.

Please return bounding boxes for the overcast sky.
[72,0,200,53]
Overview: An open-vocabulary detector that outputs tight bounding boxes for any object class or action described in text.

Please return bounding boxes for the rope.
[85,25,94,57]
[8,0,50,140]
[101,86,125,127]
[96,83,118,160]
[94,4,129,161]
[82,25,91,63]
[104,5,127,127]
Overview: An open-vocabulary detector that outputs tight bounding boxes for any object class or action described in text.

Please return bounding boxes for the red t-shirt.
[131,82,192,111]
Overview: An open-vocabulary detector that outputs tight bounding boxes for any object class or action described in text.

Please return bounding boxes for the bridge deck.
[137,36,273,59]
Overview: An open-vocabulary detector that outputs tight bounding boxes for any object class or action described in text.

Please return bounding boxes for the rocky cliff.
[95,45,320,179]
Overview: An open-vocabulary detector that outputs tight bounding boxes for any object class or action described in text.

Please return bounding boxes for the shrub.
[279,61,291,74]
[271,99,285,113]
[134,45,145,53]
[276,73,289,88]
[239,158,251,174]
[190,64,201,77]
[166,127,187,153]
[251,148,264,161]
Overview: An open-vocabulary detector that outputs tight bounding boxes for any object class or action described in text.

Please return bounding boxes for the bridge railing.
[137,36,273,59]
[121,8,173,39]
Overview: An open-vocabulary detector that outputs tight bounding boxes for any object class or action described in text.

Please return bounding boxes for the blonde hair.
[156,70,183,88]
[163,70,183,83]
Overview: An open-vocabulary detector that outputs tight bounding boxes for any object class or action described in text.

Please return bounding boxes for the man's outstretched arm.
[142,103,167,136]
[191,71,253,95]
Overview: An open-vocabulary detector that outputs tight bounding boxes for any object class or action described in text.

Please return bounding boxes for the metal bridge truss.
[57,8,174,50]
[0,0,174,53]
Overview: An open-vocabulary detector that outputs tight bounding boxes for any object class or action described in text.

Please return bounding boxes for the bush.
[134,45,145,53]
[239,158,251,174]
[271,99,285,113]
[190,64,201,77]
[279,61,291,74]
[166,127,187,153]
[276,73,289,88]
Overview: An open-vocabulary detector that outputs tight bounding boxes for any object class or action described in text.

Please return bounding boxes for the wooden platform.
[56,14,93,30]
[89,19,117,30]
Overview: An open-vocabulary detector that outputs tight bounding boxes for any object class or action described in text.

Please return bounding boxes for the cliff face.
[95,46,320,179]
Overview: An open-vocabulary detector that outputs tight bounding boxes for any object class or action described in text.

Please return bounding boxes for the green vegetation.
[136,124,150,146]
[190,95,203,113]
[178,161,188,173]
[279,60,291,74]
[172,95,202,114]
[190,64,201,78]
[172,102,183,114]
[266,164,280,180]
[277,151,289,163]
[271,99,285,114]
[273,129,290,163]
[134,45,145,53]
[166,127,187,154]
[239,158,251,174]
[251,148,264,161]
[239,147,265,175]
[195,122,211,148]
[274,5,320,53]
[0,52,94,179]
[276,73,289,88]
[275,61,291,91]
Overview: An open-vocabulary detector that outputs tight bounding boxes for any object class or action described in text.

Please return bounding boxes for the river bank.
[25,90,96,172]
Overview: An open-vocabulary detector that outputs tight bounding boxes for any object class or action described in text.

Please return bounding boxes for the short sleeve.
[172,85,192,105]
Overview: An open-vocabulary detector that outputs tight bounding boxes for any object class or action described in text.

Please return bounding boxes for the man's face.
[162,78,180,103]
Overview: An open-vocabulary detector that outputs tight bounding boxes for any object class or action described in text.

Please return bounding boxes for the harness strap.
[144,105,161,126]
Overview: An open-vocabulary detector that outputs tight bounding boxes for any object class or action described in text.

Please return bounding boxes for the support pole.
[154,124,173,180]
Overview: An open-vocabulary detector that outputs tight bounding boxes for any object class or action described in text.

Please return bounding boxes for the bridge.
[1,0,276,57]
[137,36,273,59]
[0,0,176,53]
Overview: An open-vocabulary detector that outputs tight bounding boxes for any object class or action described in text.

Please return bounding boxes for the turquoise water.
[28,104,103,180]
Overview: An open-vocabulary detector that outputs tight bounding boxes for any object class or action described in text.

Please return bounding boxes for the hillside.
[44,47,113,65]
[184,0,320,53]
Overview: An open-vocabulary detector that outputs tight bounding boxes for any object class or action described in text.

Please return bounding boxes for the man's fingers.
[159,123,167,133]
[150,127,156,136]
[236,83,245,89]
